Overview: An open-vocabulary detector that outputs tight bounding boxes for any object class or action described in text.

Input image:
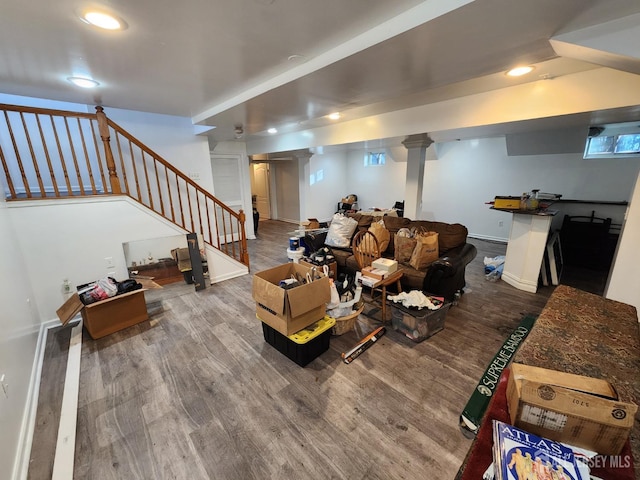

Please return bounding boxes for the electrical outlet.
[105,257,114,268]
[1,374,8,399]
[498,221,504,227]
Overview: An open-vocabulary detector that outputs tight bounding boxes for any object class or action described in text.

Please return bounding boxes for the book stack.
[491,420,585,480]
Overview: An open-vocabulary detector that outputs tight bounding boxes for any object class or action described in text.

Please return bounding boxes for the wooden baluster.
[186,184,194,232]
[63,117,84,195]
[50,115,73,196]
[238,209,249,267]
[89,120,108,194]
[3,111,31,197]
[95,106,121,194]
[76,118,98,194]
[212,201,221,249]
[204,197,212,245]
[0,143,17,199]
[152,156,164,216]
[35,114,60,197]
[176,176,185,228]
[229,211,237,259]
[165,165,175,222]
[19,112,46,197]
[119,133,136,198]
[140,151,154,209]
[222,210,229,255]
[195,190,203,236]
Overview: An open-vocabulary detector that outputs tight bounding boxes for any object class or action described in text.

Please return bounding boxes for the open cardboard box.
[56,289,149,339]
[253,263,330,336]
[507,363,637,455]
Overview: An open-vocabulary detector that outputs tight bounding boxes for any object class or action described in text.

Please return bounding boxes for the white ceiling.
[1,0,640,150]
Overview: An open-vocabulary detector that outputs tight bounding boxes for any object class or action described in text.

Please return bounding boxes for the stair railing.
[0,103,249,268]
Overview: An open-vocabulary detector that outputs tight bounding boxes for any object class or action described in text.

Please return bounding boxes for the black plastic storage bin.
[261,316,335,367]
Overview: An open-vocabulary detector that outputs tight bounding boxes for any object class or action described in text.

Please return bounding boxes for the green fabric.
[459,314,537,435]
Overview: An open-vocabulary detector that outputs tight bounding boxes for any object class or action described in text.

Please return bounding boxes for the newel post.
[95,106,122,194]
[238,209,250,268]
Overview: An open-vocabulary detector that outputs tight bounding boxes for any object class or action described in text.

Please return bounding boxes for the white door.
[252,163,271,220]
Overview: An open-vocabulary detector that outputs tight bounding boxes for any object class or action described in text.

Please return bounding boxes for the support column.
[296,150,313,223]
[401,133,433,219]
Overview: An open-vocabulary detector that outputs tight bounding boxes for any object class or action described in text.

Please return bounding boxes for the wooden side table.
[367,269,403,322]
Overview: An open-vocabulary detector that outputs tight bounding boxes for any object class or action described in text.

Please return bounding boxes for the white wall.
[106,107,213,192]
[606,170,640,311]
[346,145,407,211]
[422,137,640,240]
[0,201,41,480]
[8,197,247,323]
[305,150,349,223]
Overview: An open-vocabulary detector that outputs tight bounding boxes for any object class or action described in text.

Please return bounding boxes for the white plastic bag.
[325,213,358,248]
[327,279,340,309]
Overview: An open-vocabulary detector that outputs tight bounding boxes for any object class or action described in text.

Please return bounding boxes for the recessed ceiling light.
[68,76,100,88]
[267,128,278,134]
[80,10,127,30]
[506,66,535,77]
[328,112,341,120]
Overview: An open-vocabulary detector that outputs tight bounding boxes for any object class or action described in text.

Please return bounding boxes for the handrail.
[0,103,249,268]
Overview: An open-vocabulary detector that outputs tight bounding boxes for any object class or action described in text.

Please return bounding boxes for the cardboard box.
[253,263,330,336]
[507,363,637,455]
[361,266,387,280]
[371,258,398,273]
[57,290,149,339]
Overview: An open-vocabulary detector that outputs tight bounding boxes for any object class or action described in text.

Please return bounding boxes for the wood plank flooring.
[30,220,559,479]
[27,326,72,480]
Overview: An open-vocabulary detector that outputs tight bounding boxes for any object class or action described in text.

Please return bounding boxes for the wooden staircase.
[0,103,249,268]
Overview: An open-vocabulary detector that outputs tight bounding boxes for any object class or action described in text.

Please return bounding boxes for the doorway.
[251,163,271,220]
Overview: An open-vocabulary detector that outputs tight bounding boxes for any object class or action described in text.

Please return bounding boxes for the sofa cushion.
[424,222,467,254]
[347,213,376,232]
[383,217,467,255]
[331,247,352,268]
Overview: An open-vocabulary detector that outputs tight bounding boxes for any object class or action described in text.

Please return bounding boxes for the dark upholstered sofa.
[318,213,477,300]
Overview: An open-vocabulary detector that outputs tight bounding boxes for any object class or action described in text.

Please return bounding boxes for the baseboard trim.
[52,320,83,480]
[210,269,249,284]
[502,271,538,293]
[12,319,59,480]
[468,234,508,243]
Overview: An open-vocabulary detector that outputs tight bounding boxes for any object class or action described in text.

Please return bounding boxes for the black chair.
[560,212,612,270]
[393,201,404,217]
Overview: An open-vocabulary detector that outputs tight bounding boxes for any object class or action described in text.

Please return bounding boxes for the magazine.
[492,420,584,480]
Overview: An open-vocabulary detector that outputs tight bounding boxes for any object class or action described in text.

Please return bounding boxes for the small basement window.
[364,151,385,166]
[584,122,640,159]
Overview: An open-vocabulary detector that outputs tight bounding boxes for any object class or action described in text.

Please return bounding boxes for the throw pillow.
[325,213,358,248]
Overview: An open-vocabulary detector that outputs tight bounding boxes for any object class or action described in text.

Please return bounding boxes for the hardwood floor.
[30,220,558,479]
